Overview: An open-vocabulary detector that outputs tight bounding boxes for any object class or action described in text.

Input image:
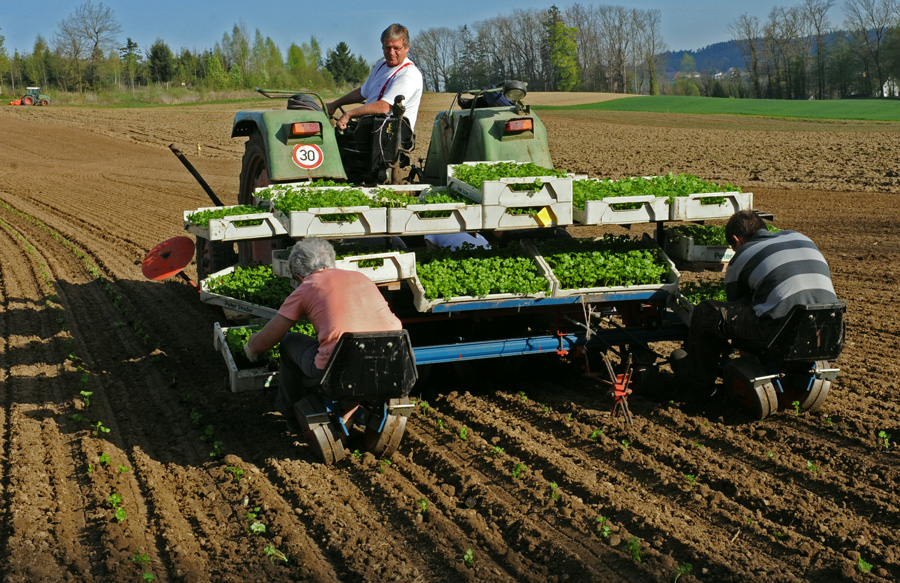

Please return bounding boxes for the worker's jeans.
[274,332,325,427]
[687,299,781,387]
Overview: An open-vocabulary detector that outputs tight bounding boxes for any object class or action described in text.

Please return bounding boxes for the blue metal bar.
[427,289,671,314]
[412,325,687,365]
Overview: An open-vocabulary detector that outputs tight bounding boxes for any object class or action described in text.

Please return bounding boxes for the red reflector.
[506,119,533,132]
[291,122,321,136]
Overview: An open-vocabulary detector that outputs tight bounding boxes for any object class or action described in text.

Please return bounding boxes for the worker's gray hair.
[288,238,335,279]
[381,23,409,48]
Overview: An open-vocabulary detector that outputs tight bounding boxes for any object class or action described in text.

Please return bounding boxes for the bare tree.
[55,16,88,91]
[412,27,457,92]
[729,14,763,97]
[73,1,121,88]
[635,8,667,94]
[803,0,835,99]
[844,0,899,95]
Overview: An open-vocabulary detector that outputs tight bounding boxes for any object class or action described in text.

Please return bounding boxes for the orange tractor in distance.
[10,87,51,106]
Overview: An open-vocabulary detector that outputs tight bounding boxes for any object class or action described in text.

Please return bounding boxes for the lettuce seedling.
[463,548,475,568]
[878,430,891,450]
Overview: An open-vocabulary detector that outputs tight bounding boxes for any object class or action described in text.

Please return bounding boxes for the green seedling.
[691,440,704,449]
[684,474,698,489]
[248,521,266,535]
[567,412,574,420]
[86,463,94,475]
[115,507,127,523]
[463,548,475,568]
[621,439,631,449]
[595,516,612,537]
[416,498,428,513]
[459,426,469,441]
[94,421,110,438]
[107,493,122,508]
[246,506,260,520]
[201,425,214,442]
[489,446,505,456]
[858,555,873,573]
[80,390,93,407]
[512,463,527,480]
[79,372,90,385]
[225,466,244,482]
[746,516,753,526]
[825,417,833,427]
[774,532,785,539]
[189,409,201,425]
[674,563,693,582]
[264,544,288,563]
[417,400,431,417]
[589,427,604,441]
[71,413,84,423]
[378,459,392,474]
[806,460,818,472]
[541,403,550,412]
[117,465,130,475]
[878,430,891,450]
[210,440,223,458]
[131,552,150,566]
[766,451,774,459]
[99,452,110,465]
[792,400,801,415]
[625,537,642,563]
[550,482,560,501]
[142,573,156,582]
[435,419,447,432]
[352,449,363,459]
[518,391,528,402]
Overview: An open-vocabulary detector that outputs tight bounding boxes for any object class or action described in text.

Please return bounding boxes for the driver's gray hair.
[381,23,410,48]
[288,238,336,279]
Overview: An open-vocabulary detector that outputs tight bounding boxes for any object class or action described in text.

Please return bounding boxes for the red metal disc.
[142,236,195,280]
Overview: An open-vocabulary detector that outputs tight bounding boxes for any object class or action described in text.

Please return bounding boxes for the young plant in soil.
[549,482,560,501]
[225,465,245,482]
[684,474,698,489]
[378,459,392,474]
[489,446,505,457]
[674,563,693,582]
[416,498,428,513]
[878,430,891,450]
[459,426,469,441]
[595,516,612,538]
[625,537,642,563]
[858,555,873,573]
[512,463,528,480]
[463,548,475,568]
[264,544,288,563]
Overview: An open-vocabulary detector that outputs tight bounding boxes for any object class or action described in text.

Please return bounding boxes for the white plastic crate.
[272,248,416,283]
[663,231,735,264]
[447,163,573,206]
[482,201,573,230]
[274,207,389,238]
[528,234,681,298]
[213,322,278,393]
[184,206,287,241]
[669,191,753,221]
[388,203,483,234]
[574,195,669,225]
[200,265,280,320]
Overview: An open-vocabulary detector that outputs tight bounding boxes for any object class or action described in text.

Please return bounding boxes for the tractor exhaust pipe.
[168,144,225,207]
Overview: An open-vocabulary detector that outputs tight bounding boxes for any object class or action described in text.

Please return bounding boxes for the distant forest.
[2,0,900,100]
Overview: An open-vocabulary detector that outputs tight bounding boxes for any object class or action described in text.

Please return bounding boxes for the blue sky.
[1,0,844,61]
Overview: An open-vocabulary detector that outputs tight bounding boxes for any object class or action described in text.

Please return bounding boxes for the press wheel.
[364,398,409,458]
[724,359,778,421]
[295,396,346,464]
[799,360,831,413]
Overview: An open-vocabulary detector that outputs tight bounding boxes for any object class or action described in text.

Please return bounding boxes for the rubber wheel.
[724,359,778,421]
[800,360,831,413]
[194,237,236,281]
[237,131,270,266]
[295,396,346,464]
[23,95,34,105]
[364,398,409,458]
[41,99,50,106]
[778,360,831,413]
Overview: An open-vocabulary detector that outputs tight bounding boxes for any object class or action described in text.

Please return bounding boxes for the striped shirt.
[725,229,838,320]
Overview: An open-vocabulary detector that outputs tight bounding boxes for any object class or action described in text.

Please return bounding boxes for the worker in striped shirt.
[676,210,839,393]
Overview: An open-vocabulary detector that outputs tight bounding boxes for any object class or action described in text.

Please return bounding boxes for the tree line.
[1,0,900,100]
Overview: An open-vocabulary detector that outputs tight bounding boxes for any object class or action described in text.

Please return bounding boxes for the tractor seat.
[733,302,846,362]
[317,330,418,402]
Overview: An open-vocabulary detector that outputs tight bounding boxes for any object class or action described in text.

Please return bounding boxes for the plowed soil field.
[1,93,899,583]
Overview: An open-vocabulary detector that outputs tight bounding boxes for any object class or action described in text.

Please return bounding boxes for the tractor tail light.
[505,118,533,132]
[290,122,321,137]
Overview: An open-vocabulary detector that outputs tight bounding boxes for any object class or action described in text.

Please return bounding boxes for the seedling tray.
[574,195,669,225]
[272,248,417,283]
[669,191,753,221]
[388,203,483,234]
[528,234,681,299]
[409,246,553,313]
[273,207,388,238]
[184,206,287,241]
[481,201,573,230]
[447,163,573,206]
[662,229,735,264]
[200,265,280,320]
[213,322,278,393]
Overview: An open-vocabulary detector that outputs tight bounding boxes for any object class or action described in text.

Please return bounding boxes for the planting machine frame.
[168,82,841,463]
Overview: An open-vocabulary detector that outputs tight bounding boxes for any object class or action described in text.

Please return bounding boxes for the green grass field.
[537,95,900,122]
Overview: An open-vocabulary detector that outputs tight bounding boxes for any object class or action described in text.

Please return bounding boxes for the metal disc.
[800,361,832,413]
[142,236,195,280]
[724,359,778,421]
[364,398,410,457]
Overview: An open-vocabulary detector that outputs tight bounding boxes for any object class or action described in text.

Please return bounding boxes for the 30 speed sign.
[292,144,324,169]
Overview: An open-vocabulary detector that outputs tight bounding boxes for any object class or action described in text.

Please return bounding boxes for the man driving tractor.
[243,238,402,431]
[326,23,424,132]
[673,210,840,394]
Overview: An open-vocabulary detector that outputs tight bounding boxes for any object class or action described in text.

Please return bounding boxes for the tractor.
[10,87,51,106]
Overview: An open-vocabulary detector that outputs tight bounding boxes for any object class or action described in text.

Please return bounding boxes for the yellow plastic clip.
[535,206,554,227]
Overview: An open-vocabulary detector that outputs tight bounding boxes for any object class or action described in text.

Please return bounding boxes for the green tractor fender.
[232,109,347,197]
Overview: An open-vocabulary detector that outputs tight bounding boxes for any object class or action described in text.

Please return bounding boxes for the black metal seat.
[317,330,418,402]
[734,302,846,362]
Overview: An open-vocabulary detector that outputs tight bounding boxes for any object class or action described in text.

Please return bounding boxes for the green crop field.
[537,95,900,122]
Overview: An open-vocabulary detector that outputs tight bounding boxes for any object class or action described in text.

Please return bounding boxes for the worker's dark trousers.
[687,300,779,386]
[275,332,325,426]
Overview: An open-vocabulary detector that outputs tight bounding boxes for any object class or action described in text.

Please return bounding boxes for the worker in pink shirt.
[245,238,402,430]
